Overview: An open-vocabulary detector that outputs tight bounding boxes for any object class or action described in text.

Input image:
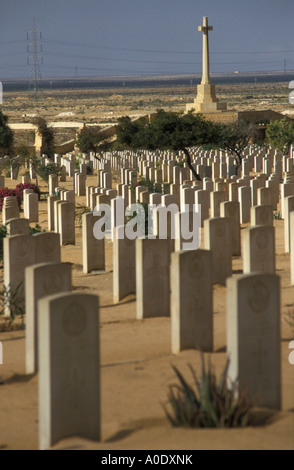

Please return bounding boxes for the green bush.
[37,163,62,182]
[29,224,46,235]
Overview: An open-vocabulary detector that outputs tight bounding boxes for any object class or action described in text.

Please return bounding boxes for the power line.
[40,38,294,56]
[36,49,292,67]
[1,35,292,56]
[1,31,294,79]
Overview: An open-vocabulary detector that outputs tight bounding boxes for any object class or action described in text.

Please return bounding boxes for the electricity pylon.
[27,18,43,100]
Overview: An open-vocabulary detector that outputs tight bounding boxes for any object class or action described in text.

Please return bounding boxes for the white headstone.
[243,226,275,274]
[171,249,213,353]
[227,273,281,409]
[204,217,232,285]
[38,292,100,449]
[220,201,241,256]
[136,239,170,319]
[82,212,105,273]
[58,202,75,245]
[25,262,72,374]
[113,225,136,303]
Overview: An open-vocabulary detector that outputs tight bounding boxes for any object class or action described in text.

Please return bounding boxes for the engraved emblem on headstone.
[248,282,269,313]
[42,271,63,295]
[17,239,29,257]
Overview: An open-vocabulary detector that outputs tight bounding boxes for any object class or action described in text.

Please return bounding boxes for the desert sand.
[0,170,293,451]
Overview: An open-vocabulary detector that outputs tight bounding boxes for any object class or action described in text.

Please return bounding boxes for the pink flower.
[0,183,40,212]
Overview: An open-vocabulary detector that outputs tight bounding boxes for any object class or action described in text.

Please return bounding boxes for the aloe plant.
[163,355,255,428]
[0,282,25,329]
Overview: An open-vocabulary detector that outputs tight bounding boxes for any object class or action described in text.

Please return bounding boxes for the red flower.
[0,183,40,212]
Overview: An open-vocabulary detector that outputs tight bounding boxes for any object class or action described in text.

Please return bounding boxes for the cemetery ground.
[0,171,293,451]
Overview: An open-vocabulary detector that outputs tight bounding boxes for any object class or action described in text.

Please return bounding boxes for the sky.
[0,0,294,79]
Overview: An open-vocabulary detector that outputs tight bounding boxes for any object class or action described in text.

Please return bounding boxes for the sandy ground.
[3,80,292,128]
[0,171,293,451]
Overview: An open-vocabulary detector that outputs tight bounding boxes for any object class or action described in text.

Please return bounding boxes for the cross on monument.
[185,16,227,113]
[198,17,213,85]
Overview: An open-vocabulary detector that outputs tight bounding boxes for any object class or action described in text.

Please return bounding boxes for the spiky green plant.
[0,282,25,329]
[273,212,281,220]
[163,355,255,428]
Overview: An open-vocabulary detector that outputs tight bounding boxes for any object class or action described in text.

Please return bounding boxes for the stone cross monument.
[199,16,213,85]
[186,17,227,113]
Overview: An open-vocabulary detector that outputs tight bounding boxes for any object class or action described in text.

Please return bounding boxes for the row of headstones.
[3,172,293,261]
[54,153,92,174]
[105,144,283,172]
[75,151,111,172]
[86,186,116,211]
[40,153,93,183]
[114,235,282,408]
[48,167,112,199]
[72,150,112,171]
[31,246,281,449]
[2,188,39,225]
[117,153,294,246]
[5,170,290,230]
[5,185,293,293]
[80,177,294,276]
[113,150,292,197]
[112,218,280,305]
[73,167,112,196]
[3,143,286,184]
[7,152,96,181]
[4,173,289,449]
[110,146,285,174]
[23,242,282,449]
[113,172,294,233]
[5,150,288,268]
[13,186,76,247]
[47,193,75,245]
[9,158,294,223]
[138,153,293,183]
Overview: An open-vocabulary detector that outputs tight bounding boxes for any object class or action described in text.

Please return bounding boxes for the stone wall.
[202,111,239,124]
